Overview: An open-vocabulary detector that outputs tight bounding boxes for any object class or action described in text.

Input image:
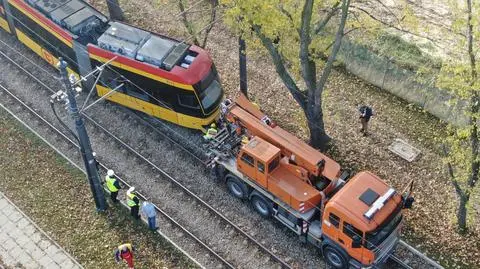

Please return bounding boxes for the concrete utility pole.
[58,59,107,211]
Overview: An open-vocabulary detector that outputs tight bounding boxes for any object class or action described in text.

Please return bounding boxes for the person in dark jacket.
[358,105,374,136]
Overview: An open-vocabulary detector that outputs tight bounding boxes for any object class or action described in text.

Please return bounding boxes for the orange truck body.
[228,94,341,197]
[217,94,407,268]
[238,137,322,212]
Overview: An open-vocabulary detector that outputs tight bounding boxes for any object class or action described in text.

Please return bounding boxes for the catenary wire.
[0,41,413,269]
[1,7,414,264]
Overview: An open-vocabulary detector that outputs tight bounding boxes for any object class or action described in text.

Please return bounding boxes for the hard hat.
[107,170,114,177]
[92,151,96,157]
[210,123,216,128]
[121,245,127,252]
[127,187,135,195]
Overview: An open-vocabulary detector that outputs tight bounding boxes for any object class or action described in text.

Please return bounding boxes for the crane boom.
[227,94,341,181]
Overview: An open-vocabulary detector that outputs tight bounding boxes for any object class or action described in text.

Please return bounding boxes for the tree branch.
[178,0,200,46]
[442,144,468,198]
[278,4,299,35]
[299,0,317,92]
[316,0,350,98]
[252,25,307,109]
[201,0,219,48]
[314,1,340,34]
[350,5,441,46]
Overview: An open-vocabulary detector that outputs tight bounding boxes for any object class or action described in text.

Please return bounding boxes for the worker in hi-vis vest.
[126,187,140,219]
[105,170,121,203]
[203,123,218,140]
[114,243,136,269]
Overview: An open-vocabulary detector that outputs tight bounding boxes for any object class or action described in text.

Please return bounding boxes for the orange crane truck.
[208,95,414,269]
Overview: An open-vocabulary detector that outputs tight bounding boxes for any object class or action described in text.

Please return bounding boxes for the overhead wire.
[0,35,408,269]
[5,0,357,173]
[0,5,412,265]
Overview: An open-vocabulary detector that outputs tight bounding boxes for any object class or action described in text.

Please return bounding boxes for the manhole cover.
[388,139,421,162]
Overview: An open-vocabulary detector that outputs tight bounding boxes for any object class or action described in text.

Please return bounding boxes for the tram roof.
[96,22,198,72]
[24,0,108,41]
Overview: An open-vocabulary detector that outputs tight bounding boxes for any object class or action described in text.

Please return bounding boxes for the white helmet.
[107,170,114,177]
[127,187,135,195]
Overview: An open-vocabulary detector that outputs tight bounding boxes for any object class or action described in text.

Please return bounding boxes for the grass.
[367,32,443,72]
[0,108,197,269]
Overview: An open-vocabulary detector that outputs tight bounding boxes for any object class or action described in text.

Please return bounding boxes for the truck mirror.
[352,235,362,248]
[403,196,414,209]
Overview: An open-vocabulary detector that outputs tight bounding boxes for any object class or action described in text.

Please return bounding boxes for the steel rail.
[396,240,444,269]
[0,48,292,268]
[0,83,230,269]
[81,113,293,269]
[0,35,445,269]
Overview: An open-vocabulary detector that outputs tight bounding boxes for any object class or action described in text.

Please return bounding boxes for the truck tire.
[226,175,248,200]
[323,246,348,269]
[251,195,272,218]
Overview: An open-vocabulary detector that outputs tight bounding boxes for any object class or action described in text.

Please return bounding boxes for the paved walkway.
[0,192,83,269]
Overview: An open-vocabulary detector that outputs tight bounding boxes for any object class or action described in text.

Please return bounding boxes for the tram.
[0,0,223,130]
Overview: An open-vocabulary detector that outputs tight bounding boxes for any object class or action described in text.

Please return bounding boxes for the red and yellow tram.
[0,0,223,130]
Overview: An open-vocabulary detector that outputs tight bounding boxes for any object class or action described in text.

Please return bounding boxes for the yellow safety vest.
[118,243,133,252]
[105,176,119,192]
[203,128,218,139]
[127,193,138,207]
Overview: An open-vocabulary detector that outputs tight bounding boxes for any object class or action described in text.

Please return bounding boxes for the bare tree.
[178,0,219,48]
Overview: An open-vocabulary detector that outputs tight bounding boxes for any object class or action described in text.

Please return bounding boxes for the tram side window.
[10,6,77,71]
[100,68,126,93]
[178,94,200,109]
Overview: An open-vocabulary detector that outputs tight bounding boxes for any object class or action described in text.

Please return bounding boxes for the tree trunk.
[306,104,330,150]
[457,194,468,234]
[106,0,124,21]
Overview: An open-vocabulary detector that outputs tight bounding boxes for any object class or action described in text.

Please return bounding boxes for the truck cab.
[213,95,412,269]
[320,172,403,268]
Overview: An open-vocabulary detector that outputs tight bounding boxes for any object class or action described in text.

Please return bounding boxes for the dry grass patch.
[0,109,196,269]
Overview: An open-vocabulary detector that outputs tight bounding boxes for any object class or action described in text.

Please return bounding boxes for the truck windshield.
[365,206,402,250]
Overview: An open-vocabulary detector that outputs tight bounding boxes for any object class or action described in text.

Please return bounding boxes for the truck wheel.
[226,175,248,199]
[251,195,272,218]
[323,246,348,269]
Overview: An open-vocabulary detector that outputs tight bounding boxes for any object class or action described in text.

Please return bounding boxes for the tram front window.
[200,79,222,114]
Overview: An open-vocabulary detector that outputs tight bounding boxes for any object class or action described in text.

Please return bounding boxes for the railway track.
[0,75,294,268]
[0,31,444,269]
[0,39,293,268]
